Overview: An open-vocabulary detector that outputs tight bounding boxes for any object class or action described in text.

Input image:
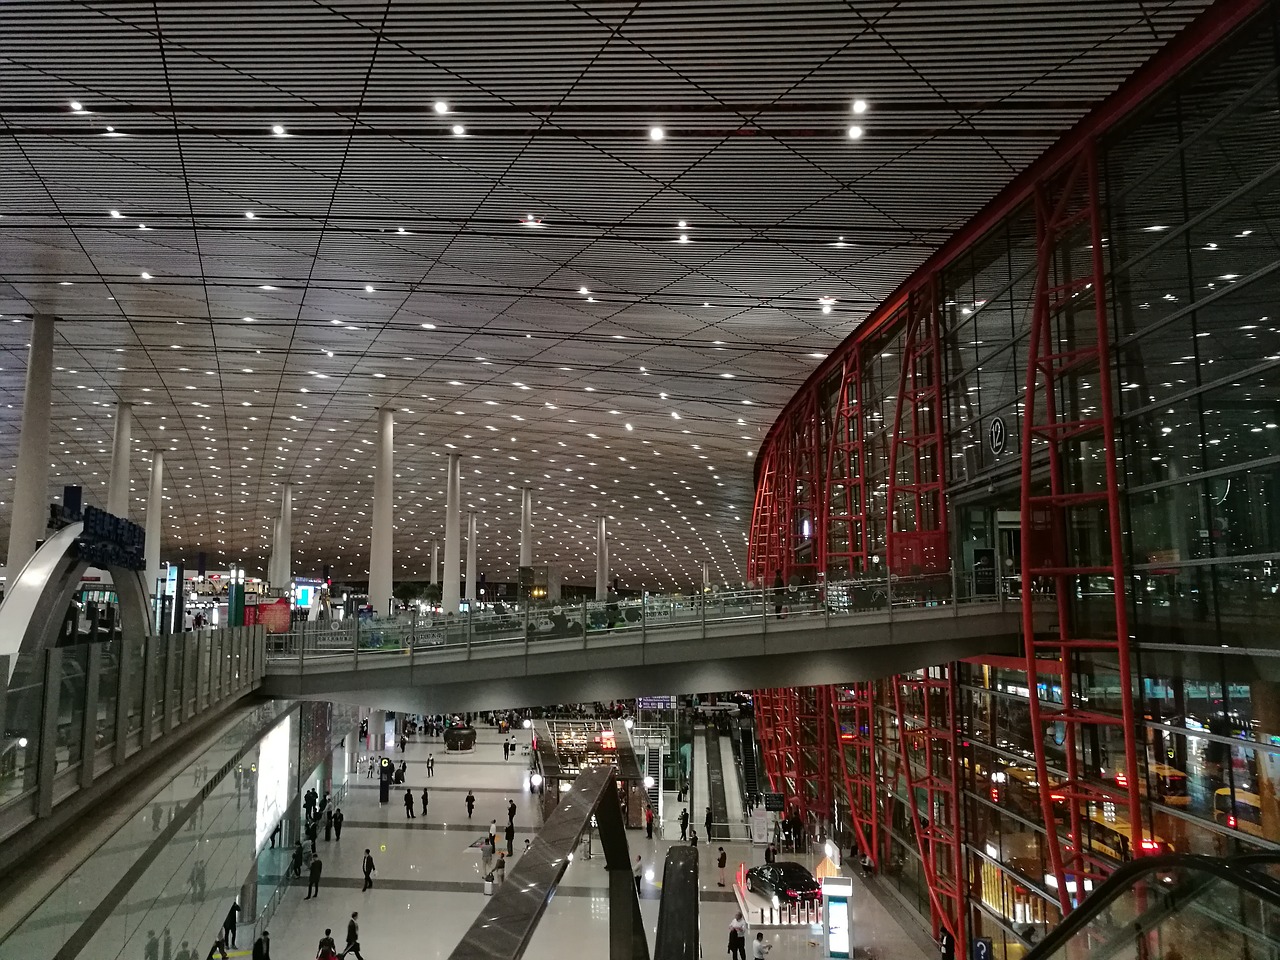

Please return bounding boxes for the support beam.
[106,401,132,518]
[596,516,608,601]
[279,482,293,587]
[431,540,439,586]
[144,451,164,601]
[7,313,55,574]
[520,487,533,567]
[442,453,461,614]
[369,408,394,614]
[465,510,477,602]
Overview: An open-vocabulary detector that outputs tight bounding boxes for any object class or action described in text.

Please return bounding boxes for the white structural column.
[596,515,608,600]
[279,482,293,586]
[442,453,462,614]
[269,517,281,584]
[430,540,439,586]
[465,511,478,602]
[106,401,132,517]
[144,451,165,595]
[369,408,394,613]
[7,313,56,574]
[520,486,533,567]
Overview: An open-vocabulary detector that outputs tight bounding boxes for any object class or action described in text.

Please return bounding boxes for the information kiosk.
[820,875,854,959]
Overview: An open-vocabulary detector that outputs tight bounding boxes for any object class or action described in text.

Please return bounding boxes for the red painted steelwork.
[1019,145,1143,914]
[830,683,878,866]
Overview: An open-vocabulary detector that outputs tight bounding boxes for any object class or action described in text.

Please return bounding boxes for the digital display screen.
[255,715,292,851]
[826,898,849,958]
[295,585,312,608]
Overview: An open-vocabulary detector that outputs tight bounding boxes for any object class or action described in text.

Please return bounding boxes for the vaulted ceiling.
[0,0,1211,590]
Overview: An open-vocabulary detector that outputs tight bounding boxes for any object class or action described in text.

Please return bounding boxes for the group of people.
[142,926,271,960]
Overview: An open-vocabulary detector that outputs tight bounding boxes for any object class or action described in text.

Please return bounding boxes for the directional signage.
[763,792,785,812]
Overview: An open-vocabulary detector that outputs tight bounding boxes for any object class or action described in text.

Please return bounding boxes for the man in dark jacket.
[340,911,364,959]
[333,808,344,841]
[504,821,515,856]
[305,855,323,899]
[222,902,240,947]
[507,798,517,825]
[362,849,375,891]
[251,931,270,960]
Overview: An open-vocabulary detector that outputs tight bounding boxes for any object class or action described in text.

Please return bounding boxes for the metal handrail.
[265,573,1043,667]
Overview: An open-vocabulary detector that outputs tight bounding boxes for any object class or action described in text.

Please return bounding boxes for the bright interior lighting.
[649,126,664,141]
[271,124,286,136]
[852,99,868,114]
[421,323,436,329]
[848,125,864,139]
[70,100,84,112]
[434,101,449,114]
[452,124,465,136]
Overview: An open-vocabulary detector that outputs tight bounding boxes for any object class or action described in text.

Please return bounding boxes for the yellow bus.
[1081,809,1172,862]
[1214,788,1264,839]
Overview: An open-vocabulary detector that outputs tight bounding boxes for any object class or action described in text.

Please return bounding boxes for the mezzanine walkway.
[262,578,1048,713]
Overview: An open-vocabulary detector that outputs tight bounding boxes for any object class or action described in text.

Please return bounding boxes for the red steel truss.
[756,687,828,828]
[890,668,965,946]
[1019,144,1143,912]
[886,278,949,575]
[830,683,878,866]
[821,351,869,581]
[747,394,823,587]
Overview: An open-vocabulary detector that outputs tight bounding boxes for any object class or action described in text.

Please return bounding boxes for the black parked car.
[744,861,822,904]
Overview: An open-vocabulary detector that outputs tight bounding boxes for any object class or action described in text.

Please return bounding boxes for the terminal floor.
[263,727,932,960]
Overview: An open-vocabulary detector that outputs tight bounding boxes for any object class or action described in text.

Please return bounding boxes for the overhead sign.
[763,792,785,812]
[76,505,145,571]
[637,696,676,710]
[988,416,1007,456]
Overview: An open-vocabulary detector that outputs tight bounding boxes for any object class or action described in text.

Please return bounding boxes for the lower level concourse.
[0,696,934,960]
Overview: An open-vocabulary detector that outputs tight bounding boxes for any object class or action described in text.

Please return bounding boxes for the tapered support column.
[107,401,132,517]
[520,487,533,567]
[466,511,478,602]
[369,408,394,615]
[279,482,293,586]
[596,516,608,601]
[144,451,165,598]
[7,313,55,574]
[442,453,462,614]
[431,540,439,586]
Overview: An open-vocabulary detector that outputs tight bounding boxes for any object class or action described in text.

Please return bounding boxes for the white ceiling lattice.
[0,0,1210,589]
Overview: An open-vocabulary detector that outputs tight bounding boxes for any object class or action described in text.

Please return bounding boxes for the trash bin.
[484,878,494,896]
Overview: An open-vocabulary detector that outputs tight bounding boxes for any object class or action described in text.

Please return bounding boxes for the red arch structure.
[748,0,1262,944]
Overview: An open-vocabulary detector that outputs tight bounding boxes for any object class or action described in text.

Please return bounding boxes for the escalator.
[1025,854,1280,960]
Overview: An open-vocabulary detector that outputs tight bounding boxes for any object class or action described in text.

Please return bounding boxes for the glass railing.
[1025,853,1280,960]
[0,626,267,844]
[266,573,1033,667]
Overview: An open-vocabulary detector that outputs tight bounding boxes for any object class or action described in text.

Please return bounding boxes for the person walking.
[481,836,495,876]
[398,734,407,753]
[678,807,689,841]
[316,928,338,960]
[175,941,193,960]
[340,911,364,960]
[361,849,376,891]
[727,913,747,960]
[333,808,344,841]
[145,930,160,960]
[404,788,416,818]
[632,855,643,894]
[717,847,728,887]
[163,928,173,960]
[503,738,510,761]
[252,931,270,960]
[324,808,333,842]
[204,932,228,960]
[504,821,515,856]
[421,787,429,816]
[645,805,654,839]
[427,754,435,777]
[752,932,772,958]
[507,798,517,825]
[305,854,323,899]
[465,790,475,819]
[222,901,241,947]
[494,851,506,885]
[705,806,713,839]
[306,818,318,854]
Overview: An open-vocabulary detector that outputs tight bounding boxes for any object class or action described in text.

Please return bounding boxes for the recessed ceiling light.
[649,126,664,141]
[70,100,85,113]
[678,234,689,243]
[677,220,687,228]
[852,99,868,114]
[141,272,152,279]
[110,210,123,219]
[243,316,256,322]
[721,373,735,378]
[434,101,449,114]
[452,124,465,136]
[245,211,256,219]
[260,284,276,290]
[421,322,436,329]
[579,286,589,295]
[364,285,375,293]
[272,124,287,136]
[848,125,864,139]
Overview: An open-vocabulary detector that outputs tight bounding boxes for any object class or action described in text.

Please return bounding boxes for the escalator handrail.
[1024,853,1280,960]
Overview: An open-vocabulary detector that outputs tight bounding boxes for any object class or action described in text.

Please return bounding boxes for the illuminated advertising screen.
[255,715,292,851]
